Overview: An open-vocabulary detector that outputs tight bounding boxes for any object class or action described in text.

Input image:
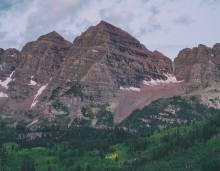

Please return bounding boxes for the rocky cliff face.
[11,31,71,105]
[0,48,21,103]
[0,31,72,124]
[0,21,219,129]
[20,31,72,81]
[0,21,177,128]
[0,48,21,82]
[174,44,220,109]
[61,21,173,94]
[46,21,176,126]
[174,44,220,91]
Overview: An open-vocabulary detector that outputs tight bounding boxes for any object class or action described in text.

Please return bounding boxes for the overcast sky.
[0,0,219,58]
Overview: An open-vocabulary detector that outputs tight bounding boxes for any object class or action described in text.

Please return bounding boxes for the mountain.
[54,21,180,125]
[0,48,21,79]
[0,48,21,109]
[0,21,219,130]
[174,44,220,109]
[0,31,72,125]
[174,44,220,89]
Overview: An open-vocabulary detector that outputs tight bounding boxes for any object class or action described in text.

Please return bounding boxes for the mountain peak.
[37,31,65,42]
[98,20,111,26]
[198,44,208,49]
[22,31,71,53]
[96,20,116,29]
[213,43,220,49]
[73,20,141,48]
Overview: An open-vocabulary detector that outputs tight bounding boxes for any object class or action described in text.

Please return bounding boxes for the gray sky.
[0,0,219,58]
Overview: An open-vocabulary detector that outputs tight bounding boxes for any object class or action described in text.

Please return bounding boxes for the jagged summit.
[95,20,137,40]
[15,30,72,89]
[21,31,71,52]
[62,20,173,87]
[95,20,117,30]
[97,20,112,26]
[37,31,66,42]
[21,31,71,54]
[73,20,142,49]
[174,43,220,89]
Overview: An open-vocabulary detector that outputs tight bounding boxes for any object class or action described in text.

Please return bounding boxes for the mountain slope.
[0,21,219,129]
[0,21,181,128]
[1,107,220,171]
[174,44,220,90]
[120,96,219,134]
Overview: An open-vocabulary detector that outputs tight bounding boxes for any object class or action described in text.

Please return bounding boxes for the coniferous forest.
[1,97,220,171]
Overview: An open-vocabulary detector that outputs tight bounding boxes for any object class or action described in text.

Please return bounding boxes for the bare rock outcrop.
[174,44,220,92]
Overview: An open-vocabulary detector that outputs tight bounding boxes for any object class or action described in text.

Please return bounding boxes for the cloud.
[0,0,219,58]
[173,16,194,25]
[0,0,24,11]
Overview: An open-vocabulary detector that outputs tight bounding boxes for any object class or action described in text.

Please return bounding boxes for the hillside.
[1,97,220,171]
[120,96,219,134]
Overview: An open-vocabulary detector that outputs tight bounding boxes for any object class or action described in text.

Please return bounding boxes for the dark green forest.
[1,96,220,171]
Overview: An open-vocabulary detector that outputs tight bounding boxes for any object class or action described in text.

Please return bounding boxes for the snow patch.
[120,86,141,92]
[27,119,38,127]
[68,119,73,128]
[29,80,37,86]
[28,76,37,86]
[91,118,97,126]
[0,71,15,89]
[143,74,183,86]
[31,83,48,109]
[92,49,98,53]
[0,92,8,98]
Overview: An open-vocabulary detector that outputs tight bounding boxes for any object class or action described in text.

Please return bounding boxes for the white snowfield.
[120,74,183,92]
[143,74,183,86]
[92,49,98,53]
[29,80,37,86]
[29,76,37,86]
[0,71,15,89]
[30,83,48,108]
[120,86,141,92]
[0,92,8,98]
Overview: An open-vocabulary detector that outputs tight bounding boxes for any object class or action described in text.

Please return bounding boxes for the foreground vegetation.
[1,97,220,171]
[121,96,218,134]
